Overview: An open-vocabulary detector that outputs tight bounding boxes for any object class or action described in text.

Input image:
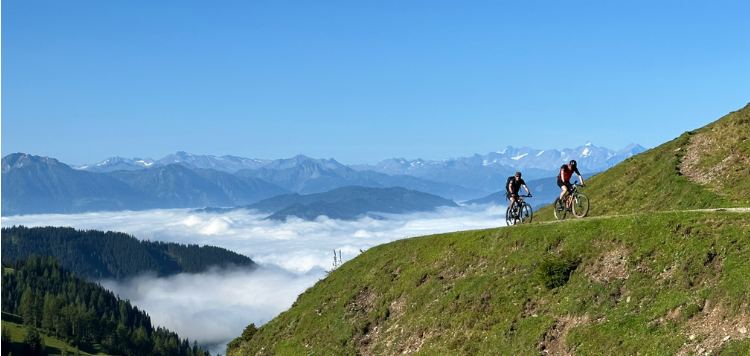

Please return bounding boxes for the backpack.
[505,176,515,193]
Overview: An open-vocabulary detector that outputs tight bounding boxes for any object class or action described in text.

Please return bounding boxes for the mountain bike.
[506,195,533,226]
[553,181,589,220]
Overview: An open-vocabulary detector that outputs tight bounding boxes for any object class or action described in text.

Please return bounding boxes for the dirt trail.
[533,207,750,225]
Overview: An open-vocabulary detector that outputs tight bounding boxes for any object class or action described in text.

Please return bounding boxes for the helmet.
[569,160,577,167]
[515,172,522,177]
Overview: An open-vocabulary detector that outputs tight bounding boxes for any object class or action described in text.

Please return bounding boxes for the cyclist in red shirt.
[557,160,585,203]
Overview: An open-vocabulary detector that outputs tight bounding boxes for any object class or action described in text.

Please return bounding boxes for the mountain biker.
[506,172,531,215]
[557,160,585,204]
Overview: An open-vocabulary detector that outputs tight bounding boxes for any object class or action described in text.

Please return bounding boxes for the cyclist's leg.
[564,182,574,205]
[557,178,567,201]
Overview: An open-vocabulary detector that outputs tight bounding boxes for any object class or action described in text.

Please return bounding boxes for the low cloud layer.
[2,204,507,353]
[99,266,321,354]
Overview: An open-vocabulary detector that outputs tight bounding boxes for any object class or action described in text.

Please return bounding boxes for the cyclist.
[506,172,531,216]
[557,160,585,205]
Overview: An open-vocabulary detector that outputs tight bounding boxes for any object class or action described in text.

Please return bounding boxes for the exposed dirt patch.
[681,135,719,185]
[538,315,591,355]
[657,264,678,286]
[398,329,434,355]
[350,287,377,315]
[680,133,749,188]
[584,246,630,283]
[677,302,750,356]
[389,295,407,320]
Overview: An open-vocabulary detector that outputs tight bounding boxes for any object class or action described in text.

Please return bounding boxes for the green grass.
[1,312,110,356]
[228,211,750,356]
[533,103,750,222]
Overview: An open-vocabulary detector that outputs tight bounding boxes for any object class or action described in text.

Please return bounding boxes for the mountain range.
[70,142,644,193]
[2,143,644,216]
[244,186,458,221]
[73,143,644,178]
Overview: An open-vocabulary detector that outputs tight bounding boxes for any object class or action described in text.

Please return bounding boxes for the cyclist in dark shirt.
[506,172,531,214]
[557,160,585,203]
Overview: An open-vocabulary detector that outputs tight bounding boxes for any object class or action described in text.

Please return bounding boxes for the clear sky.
[3,1,749,165]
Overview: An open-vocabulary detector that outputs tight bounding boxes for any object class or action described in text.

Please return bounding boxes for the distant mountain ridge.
[1,153,159,215]
[3,143,646,215]
[71,143,643,195]
[352,142,644,174]
[234,160,484,200]
[72,143,645,176]
[244,186,459,221]
[1,154,289,215]
[349,143,645,192]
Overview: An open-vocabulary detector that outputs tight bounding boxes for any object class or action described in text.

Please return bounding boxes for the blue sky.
[3,1,749,165]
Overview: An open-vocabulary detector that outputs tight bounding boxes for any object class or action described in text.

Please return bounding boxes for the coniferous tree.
[19,287,37,326]
[22,326,44,356]
[2,256,214,356]
[1,327,11,356]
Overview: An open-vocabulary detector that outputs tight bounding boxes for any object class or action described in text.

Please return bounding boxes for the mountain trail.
[530,207,750,226]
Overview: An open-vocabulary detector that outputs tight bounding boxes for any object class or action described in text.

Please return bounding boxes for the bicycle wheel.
[572,193,590,218]
[521,203,533,224]
[553,198,566,220]
[505,206,516,226]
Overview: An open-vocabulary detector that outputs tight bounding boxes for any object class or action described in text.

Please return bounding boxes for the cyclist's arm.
[523,184,530,195]
[577,174,585,185]
[508,183,514,193]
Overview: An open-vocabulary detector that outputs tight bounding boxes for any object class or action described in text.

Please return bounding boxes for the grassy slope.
[1,313,110,356]
[533,103,750,222]
[229,211,750,356]
[227,103,750,356]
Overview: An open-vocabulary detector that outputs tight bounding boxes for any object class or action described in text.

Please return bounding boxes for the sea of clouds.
[1,204,507,354]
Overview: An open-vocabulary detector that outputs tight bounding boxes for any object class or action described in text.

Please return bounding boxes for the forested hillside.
[1,255,213,356]
[1,226,255,280]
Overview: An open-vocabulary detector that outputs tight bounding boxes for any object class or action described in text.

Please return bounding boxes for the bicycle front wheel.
[505,206,516,226]
[553,198,566,220]
[572,193,590,218]
[521,203,533,224]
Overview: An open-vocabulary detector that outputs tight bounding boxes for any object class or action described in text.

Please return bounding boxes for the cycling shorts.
[557,178,573,191]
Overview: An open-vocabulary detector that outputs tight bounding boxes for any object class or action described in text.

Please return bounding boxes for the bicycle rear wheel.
[572,193,590,218]
[505,206,516,226]
[521,203,533,224]
[553,198,566,220]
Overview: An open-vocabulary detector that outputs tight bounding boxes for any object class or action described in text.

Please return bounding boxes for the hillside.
[534,103,750,221]
[1,226,256,280]
[3,311,111,356]
[1,256,213,356]
[244,186,458,221]
[226,103,750,356]
[228,211,750,355]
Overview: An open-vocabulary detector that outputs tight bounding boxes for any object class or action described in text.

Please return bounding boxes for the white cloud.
[99,266,321,355]
[2,204,507,353]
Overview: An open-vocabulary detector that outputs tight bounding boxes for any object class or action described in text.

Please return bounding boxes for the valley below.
[1,203,509,354]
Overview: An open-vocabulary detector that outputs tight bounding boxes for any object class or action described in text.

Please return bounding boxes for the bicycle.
[506,194,533,226]
[553,181,589,220]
